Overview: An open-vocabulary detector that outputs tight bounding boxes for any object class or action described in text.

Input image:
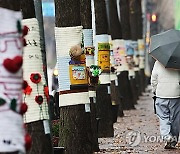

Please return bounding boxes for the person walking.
[151,60,180,149]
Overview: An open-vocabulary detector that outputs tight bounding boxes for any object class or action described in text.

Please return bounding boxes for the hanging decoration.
[98,42,110,71]
[89,65,101,77]
[69,44,88,86]
[94,34,111,84]
[88,65,101,85]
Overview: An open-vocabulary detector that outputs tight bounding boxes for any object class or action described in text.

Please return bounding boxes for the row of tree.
[0,0,145,153]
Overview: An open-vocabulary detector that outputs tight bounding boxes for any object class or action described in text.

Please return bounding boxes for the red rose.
[23,85,32,95]
[23,80,28,90]
[25,133,32,151]
[35,95,43,105]
[30,73,41,84]
[44,86,49,101]
[23,25,29,36]
[20,103,28,115]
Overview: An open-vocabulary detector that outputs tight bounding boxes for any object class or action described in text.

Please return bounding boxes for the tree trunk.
[129,77,138,104]
[94,0,114,137]
[129,0,145,95]
[113,0,136,110]
[120,0,140,105]
[80,0,92,29]
[106,0,124,118]
[20,0,53,153]
[55,0,93,153]
[55,0,81,27]
[110,80,124,120]
[137,0,143,39]
[80,0,99,152]
[89,87,99,151]
[94,0,108,35]
[59,105,92,154]
[0,0,20,11]
[26,121,53,154]
[96,84,114,137]
[137,0,145,93]
[129,0,139,41]
[117,72,135,110]
[107,0,122,40]
[120,0,131,40]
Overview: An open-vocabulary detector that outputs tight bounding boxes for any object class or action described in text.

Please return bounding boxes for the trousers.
[155,97,180,142]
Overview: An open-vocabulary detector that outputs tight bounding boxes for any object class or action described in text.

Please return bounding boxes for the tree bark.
[117,72,135,110]
[96,84,114,137]
[55,0,93,153]
[94,0,114,137]
[59,105,92,154]
[119,0,131,40]
[20,0,53,153]
[137,0,143,39]
[94,0,108,35]
[0,0,20,11]
[110,80,124,120]
[26,121,53,154]
[55,0,81,27]
[80,0,92,29]
[89,89,99,151]
[107,0,122,40]
[129,0,139,41]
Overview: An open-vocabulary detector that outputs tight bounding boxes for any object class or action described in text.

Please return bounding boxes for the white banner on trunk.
[22,18,49,123]
[0,8,25,153]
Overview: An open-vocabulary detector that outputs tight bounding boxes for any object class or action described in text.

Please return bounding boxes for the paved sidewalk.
[95,86,180,154]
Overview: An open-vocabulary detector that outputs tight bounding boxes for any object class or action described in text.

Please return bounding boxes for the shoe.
[164,142,177,149]
[163,134,173,142]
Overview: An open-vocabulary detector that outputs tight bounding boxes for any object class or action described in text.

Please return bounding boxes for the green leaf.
[17,20,22,33]
[10,99,17,111]
[0,98,6,106]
